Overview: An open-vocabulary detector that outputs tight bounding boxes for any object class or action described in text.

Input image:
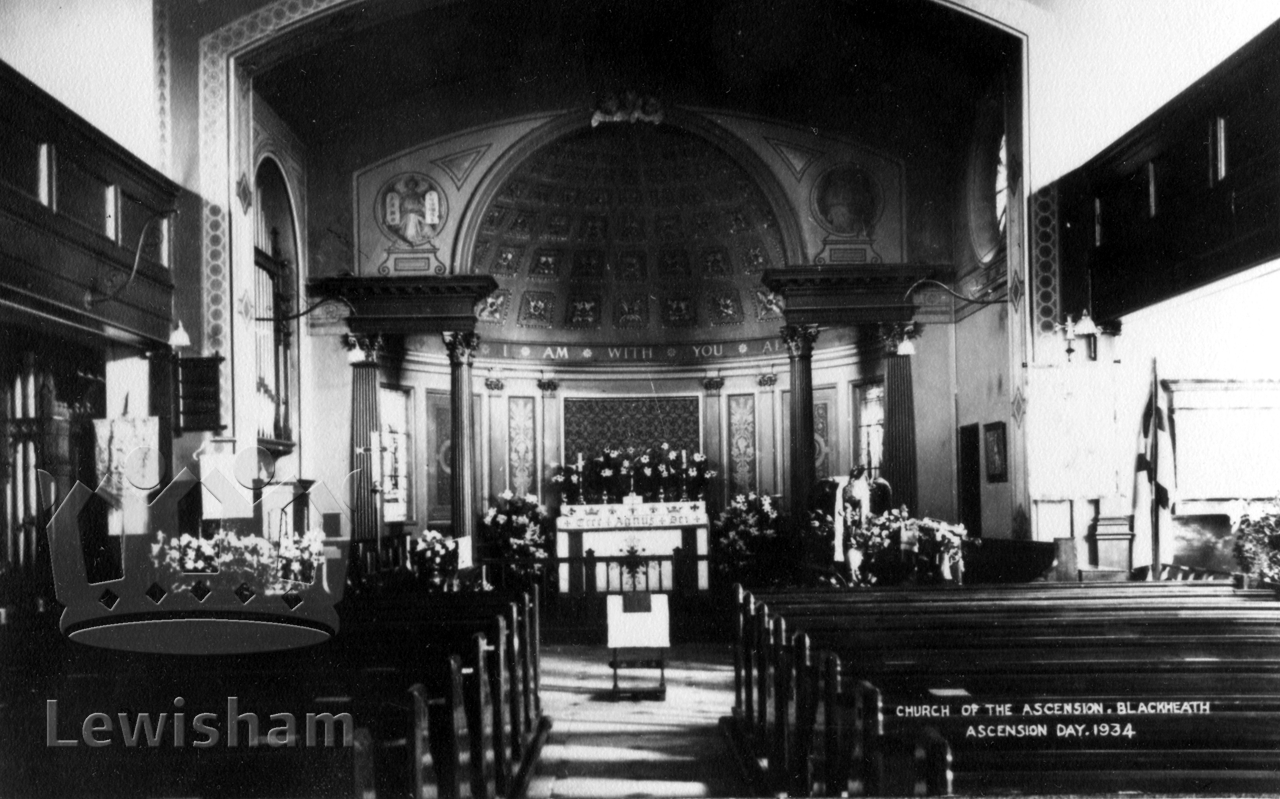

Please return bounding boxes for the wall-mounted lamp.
[1056,309,1104,360]
[168,319,191,350]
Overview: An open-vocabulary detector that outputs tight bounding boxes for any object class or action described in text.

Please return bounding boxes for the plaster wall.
[947,0,1280,189]
[911,322,958,522]
[0,0,158,169]
[955,303,1013,536]
[1113,258,1280,489]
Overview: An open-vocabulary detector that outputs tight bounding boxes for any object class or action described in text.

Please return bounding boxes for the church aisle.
[528,643,746,799]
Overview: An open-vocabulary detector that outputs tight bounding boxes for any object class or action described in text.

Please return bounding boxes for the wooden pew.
[21,586,546,799]
[732,583,1280,796]
[340,588,549,778]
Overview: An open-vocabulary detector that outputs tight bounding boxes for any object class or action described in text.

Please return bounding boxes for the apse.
[468,123,790,352]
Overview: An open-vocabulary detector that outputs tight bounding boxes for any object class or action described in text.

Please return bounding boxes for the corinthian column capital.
[442,331,481,366]
[780,324,820,359]
[343,333,383,365]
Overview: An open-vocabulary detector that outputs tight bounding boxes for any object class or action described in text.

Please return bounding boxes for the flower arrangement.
[633,449,660,500]
[586,449,630,503]
[686,452,716,500]
[657,443,684,499]
[712,492,781,586]
[550,462,584,505]
[152,526,327,596]
[559,444,716,504]
[914,517,968,576]
[1233,502,1280,583]
[483,490,552,585]
[839,506,971,586]
[410,529,458,584]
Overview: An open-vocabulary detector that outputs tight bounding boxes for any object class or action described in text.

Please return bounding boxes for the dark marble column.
[782,324,820,516]
[444,331,481,546]
[703,377,725,506]
[882,353,918,514]
[345,334,382,544]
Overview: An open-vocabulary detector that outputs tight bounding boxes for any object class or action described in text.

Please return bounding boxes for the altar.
[555,500,710,593]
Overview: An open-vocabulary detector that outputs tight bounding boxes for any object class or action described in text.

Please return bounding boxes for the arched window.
[252,158,298,450]
[968,93,1008,267]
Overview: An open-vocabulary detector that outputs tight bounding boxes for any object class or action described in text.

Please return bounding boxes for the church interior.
[3,1,1280,796]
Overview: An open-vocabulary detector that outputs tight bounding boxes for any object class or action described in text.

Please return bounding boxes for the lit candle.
[577,452,584,471]
[682,449,688,468]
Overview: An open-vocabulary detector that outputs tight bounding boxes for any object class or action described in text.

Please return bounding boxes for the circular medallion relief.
[811,164,881,238]
[376,173,448,248]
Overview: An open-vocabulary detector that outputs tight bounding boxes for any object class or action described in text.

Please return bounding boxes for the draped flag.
[1133,360,1176,577]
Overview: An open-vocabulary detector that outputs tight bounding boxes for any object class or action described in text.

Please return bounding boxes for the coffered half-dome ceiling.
[470,123,789,348]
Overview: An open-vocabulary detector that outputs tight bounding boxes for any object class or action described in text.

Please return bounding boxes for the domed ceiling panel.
[470,123,789,347]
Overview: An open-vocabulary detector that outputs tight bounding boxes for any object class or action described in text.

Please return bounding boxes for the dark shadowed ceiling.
[250,0,1017,164]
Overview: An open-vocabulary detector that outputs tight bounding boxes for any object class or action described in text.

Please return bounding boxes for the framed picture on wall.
[983,422,1008,483]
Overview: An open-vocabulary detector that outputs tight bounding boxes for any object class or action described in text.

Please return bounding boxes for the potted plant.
[1232,502,1280,588]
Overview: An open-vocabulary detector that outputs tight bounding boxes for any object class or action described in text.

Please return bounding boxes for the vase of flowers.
[483,490,552,587]
[634,449,660,502]
[410,529,459,589]
[914,516,969,584]
[550,462,583,506]
[712,492,781,588]
[278,529,326,584]
[687,452,716,501]
[848,507,902,586]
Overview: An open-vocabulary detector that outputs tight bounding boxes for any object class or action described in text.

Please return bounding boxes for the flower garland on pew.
[550,443,717,505]
[151,523,327,596]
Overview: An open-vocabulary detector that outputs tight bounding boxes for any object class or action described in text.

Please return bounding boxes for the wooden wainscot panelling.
[0,61,180,349]
[1058,21,1280,321]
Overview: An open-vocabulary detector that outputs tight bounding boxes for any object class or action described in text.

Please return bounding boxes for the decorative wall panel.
[814,399,832,479]
[1030,183,1062,362]
[508,397,536,496]
[781,387,837,482]
[427,391,452,524]
[563,397,700,459]
[727,394,757,495]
